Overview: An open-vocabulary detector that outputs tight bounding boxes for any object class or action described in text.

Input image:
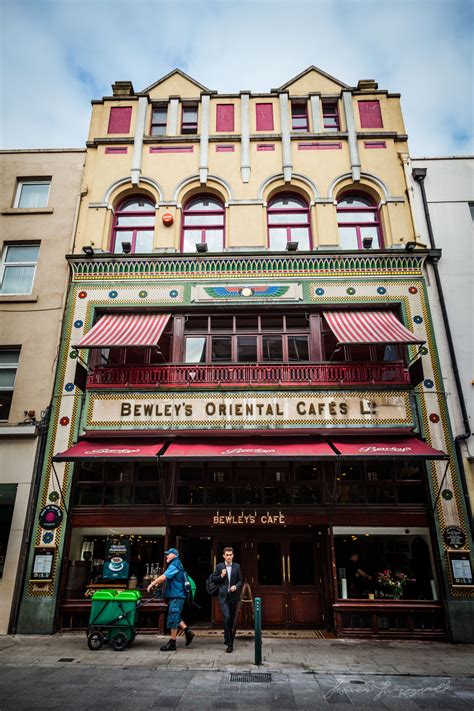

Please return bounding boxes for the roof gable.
[276,66,350,93]
[141,69,211,98]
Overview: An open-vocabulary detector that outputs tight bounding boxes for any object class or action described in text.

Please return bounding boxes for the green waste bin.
[87,589,141,651]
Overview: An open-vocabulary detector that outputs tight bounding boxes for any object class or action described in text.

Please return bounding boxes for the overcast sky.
[1,0,473,156]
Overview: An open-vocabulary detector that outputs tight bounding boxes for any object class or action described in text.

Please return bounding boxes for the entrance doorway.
[213,532,326,628]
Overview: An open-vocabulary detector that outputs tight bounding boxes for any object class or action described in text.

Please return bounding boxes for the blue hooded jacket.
[163,556,186,599]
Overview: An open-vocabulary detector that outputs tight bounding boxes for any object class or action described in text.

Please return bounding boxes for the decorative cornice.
[67,251,427,281]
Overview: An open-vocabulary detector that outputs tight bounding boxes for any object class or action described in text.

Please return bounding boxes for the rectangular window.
[15,180,50,208]
[291,101,309,131]
[256,103,274,131]
[0,349,20,420]
[358,100,383,128]
[150,105,167,135]
[0,244,40,295]
[0,484,17,578]
[322,100,339,129]
[181,104,198,134]
[107,106,132,134]
[216,104,234,132]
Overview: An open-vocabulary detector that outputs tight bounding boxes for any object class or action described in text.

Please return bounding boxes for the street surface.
[0,634,473,709]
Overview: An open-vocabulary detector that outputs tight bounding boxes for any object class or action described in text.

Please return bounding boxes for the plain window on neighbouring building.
[0,485,18,578]
[150,105,168,135]
[15,180,50,208]
[256,103,274,131]
[0,244,40,294]
[0,350,20,420]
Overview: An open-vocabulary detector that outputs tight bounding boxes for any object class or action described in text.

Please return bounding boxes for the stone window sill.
[2,208,54,215]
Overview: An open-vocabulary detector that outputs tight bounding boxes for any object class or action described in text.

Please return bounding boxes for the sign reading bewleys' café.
[85,391,413,430]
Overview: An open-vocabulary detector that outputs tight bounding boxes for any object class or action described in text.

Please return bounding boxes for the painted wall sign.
[191,283,303,302]
[86,391,412,430]
[212,511,286,525]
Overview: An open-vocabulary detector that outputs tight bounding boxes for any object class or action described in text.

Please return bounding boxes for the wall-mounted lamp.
[121,242,132,254]
[196,242,208,253]
[405,241,418,252]
[362,237,373,249]
[82,245,94,257]
[286,241,298,251]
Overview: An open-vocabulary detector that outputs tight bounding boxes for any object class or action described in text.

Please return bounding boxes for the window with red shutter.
[216,104,234,132]
[107,106,132,134]
[256,103,274,131]
[358,101,383,128]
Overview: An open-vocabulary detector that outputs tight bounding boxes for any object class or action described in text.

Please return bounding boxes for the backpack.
[183,572,196,604]
[206,573,220,597]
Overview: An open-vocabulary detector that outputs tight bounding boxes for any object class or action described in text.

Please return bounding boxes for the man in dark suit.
[210,546,243,653]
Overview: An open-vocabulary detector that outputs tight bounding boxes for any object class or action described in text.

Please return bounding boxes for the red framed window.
[358,100,383,128]
[150,105,167,135]
[107,107,132,134]
[181,104,198,134]
[267,194,312,251]
[256,103,274,131]
[182,196,225,252]
[337,194,383,250]
[322,100,339,130]
[291,102,309,131]
[111,196,155,254]
[216,104,234,132]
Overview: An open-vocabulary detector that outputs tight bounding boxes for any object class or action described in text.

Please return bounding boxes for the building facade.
[0,149,85,633]
[409,157,474,528]
[16,68,473,641]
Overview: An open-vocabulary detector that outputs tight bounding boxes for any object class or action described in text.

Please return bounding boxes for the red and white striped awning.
[323,310,424,345]
[74,313,171,348]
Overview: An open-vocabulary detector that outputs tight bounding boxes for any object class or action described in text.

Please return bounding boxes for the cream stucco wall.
[0,149,84,633]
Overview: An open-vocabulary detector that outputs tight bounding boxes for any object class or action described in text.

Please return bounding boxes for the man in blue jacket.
[147,548,194,651]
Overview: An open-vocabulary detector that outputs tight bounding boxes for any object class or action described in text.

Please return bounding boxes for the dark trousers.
[220,599,238,645]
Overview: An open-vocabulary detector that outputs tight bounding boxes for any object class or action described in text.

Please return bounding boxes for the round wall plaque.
[443,525,466,549]
[39,505,63,530]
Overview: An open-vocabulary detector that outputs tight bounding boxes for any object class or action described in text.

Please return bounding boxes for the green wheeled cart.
[87,589,141,651]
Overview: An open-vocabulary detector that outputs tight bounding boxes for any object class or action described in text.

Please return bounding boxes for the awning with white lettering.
[323,310,424,345]
[52,439,167,462]
[330,437,447,460]
[73,313,171,348]
[161,438,337,461]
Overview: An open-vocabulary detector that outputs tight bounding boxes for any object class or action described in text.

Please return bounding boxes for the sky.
[1,0,473,156]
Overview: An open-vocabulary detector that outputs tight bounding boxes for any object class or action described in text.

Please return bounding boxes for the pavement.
[0,633,473,709]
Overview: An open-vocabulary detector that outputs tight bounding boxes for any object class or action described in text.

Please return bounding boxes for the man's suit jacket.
[211,562,243,604]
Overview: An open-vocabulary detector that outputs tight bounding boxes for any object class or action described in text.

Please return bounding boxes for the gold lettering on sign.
[212,511,286,525]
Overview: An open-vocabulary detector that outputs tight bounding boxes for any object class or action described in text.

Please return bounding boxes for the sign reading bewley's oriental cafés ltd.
[85,391,413,430]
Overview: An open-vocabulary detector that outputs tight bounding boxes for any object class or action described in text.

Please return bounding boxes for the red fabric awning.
[53,439,167,462]
[161,438,337,461]
[323,310,424,345]
[330,437,447,460]
[74,313,171,348]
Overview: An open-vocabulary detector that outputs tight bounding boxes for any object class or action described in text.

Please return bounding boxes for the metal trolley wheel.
[111,632,129,651]
[87,630,105,651]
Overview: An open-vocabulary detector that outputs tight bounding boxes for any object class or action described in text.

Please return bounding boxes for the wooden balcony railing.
[87,361,410,389]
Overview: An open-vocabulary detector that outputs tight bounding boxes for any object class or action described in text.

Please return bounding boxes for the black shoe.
[184,628,195,647]
[160,639,177,652]
[226,645,233,653]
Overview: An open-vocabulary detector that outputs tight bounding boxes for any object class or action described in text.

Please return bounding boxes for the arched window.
[182,196,225,252]
[267,194,312,250]
[112,196,155,254]
[336,194,383,249]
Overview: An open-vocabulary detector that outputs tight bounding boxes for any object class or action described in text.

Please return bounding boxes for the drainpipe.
[412,167,473,534]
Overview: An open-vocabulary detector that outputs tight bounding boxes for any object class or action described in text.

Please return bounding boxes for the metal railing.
[87,361,409,389]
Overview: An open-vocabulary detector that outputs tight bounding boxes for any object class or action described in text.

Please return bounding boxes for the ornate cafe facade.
[16,67,473,642]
